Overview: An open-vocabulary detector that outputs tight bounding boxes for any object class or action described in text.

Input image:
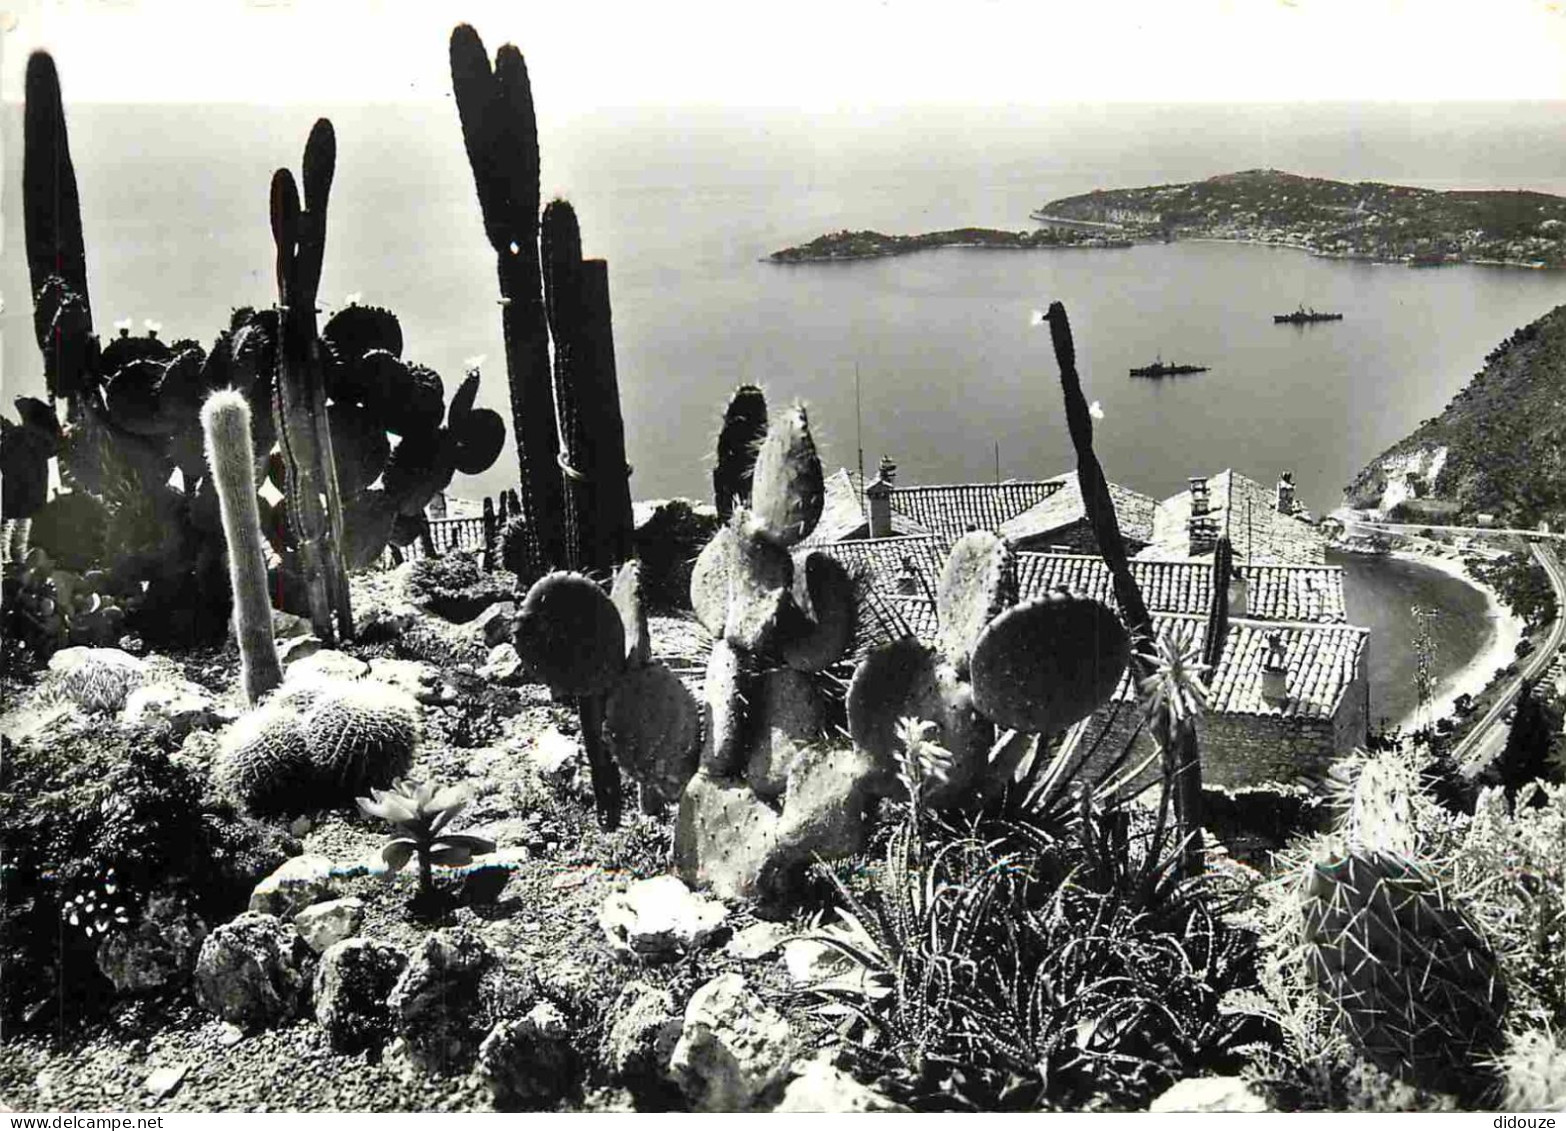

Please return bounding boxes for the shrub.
[402,551,515,622]
[0,718,296,1030]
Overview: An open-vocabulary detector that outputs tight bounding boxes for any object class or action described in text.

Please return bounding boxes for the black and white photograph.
[2,0,1566,1116]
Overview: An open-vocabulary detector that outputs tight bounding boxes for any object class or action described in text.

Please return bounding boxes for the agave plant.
[357,779,495,897]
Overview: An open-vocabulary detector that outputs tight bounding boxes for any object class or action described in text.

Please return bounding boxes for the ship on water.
[1129,356,1208,378]
[1274,305,1343,325]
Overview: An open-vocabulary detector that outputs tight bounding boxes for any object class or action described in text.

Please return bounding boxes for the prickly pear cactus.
[675,398,872,903]
[846,534,1129,808]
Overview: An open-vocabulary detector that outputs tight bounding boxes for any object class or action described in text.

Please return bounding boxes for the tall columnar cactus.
[201,389,283,703]
[450,24,565,581]
[270,120,352,643]
[1299,750,1508,1100]
[541,200,635,576]
[1043,302,1203,875]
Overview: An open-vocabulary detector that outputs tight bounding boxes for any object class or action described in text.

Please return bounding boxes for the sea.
[4,99,1565,719]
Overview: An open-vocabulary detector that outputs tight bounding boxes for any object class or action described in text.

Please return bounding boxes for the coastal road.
[1329,510,1566,771]
[1448,543,1566,773]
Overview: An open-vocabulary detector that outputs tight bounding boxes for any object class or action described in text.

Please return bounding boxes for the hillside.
[1344,303,1566,526]
[1038,169,1566,267]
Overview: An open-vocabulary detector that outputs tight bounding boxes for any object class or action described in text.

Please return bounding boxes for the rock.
[276,635,324,668]
[95,894,207,994]
[120,680,217,737]
[143,1064,188,1100]
[314,937,408,1053]
[388,928,537,1074]
[604,982,682,1086]
[479,643,525,684]
[529,728,581,784]
[774,1052,909,1112]
[249,854,340,919]
[271,610,314,640]
[192,912,312,1029]
[283,649,370,683]
[476,1001,575,1109]
[369,657,444,704]
[724,922,791,962]
[600,875,728,962]
[289,815,313,838]
[473,601,518,648]
[217,1023,245,1048]
[667,973,798,1112]
[1149,1077,1271,1114]
[294,897,364,954]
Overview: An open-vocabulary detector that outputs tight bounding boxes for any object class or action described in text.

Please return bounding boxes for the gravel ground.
[0,577,825,1113]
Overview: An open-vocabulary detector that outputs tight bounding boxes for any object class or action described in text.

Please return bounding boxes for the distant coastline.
[1035,169,1566,269]
[767,226,1130,263]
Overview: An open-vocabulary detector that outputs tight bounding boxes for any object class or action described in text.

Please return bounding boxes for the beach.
[1386,547,1526,731]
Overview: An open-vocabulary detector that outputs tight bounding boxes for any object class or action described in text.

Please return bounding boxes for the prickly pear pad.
[936,531,1017,675]
[969,594,1129,735]
[747,404,824,548]
[513,571,626,696]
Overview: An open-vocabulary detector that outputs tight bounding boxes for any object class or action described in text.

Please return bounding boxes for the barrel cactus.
[1300,750,1508,1100]
[216,703,316,816]
[303,680,421,799]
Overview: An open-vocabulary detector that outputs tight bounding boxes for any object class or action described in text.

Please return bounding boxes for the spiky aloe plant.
[357,780,496,898]
[1299,750,1508,1100]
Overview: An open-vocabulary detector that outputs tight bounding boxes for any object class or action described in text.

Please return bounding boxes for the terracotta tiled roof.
[1143,469,1328,564]
[817,535,946,594]
[1106,613,1367,720]
[1013,553,1346,623]
[858,590,941,649]
[858,599,1365,723]
[1000,478,1158,547]
[801,469,929,545]
[887,480,1064,541]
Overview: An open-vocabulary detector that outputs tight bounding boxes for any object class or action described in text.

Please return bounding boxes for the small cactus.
[47,647,147,713]
[358,779,495,898]
[303,680,420,800]
[201,388,283,704]
[216,703,315,816]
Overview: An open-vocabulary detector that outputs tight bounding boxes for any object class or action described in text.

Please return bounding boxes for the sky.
[3,0,1566,110]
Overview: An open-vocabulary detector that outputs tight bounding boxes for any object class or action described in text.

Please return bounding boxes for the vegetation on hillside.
[1041,169,1566,266]
[1346,305,1566,528]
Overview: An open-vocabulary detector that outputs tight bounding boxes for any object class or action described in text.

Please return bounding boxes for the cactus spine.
[450,25,565,582]
[201,389,283,703]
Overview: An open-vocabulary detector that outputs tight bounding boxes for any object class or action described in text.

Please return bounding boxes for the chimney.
[895,555,920,595]
[1261,631,1289,702]
[1188,514,1218,556]
[866,454,897,539]
[1189,476,1211,517]
[1276,471,1296,515]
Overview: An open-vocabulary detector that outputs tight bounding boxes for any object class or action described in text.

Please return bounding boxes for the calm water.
[1332,549,1497,729]
[4,101,1564,709]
